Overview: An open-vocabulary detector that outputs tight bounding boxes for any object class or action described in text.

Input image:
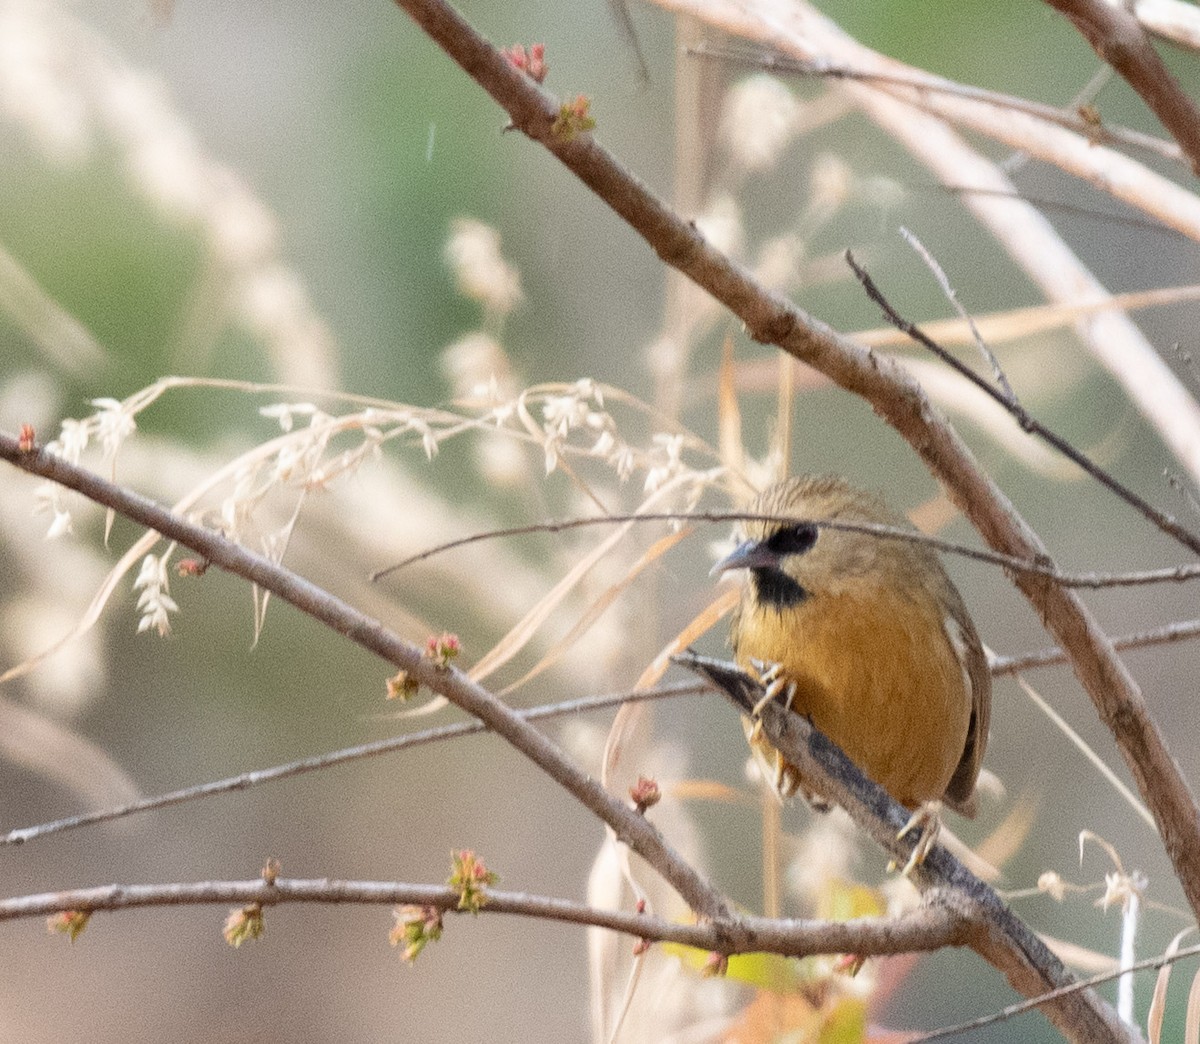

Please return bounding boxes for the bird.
[711,475,990,852]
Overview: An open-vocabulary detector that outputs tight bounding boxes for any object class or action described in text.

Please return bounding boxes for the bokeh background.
[2,0,1200,1040]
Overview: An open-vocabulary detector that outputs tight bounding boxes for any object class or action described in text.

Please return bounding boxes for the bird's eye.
[765,523,818,557]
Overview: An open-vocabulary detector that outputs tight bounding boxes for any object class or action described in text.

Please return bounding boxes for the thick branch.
[1045,0,1200,175]
[387,0,1200,939]
[678,653,1134,1044]
[0,434,728,924]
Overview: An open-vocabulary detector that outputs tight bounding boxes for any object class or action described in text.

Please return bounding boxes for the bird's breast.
[733,582,972,808]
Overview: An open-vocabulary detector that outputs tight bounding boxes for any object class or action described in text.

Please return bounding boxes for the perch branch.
[675,652,1134,1044]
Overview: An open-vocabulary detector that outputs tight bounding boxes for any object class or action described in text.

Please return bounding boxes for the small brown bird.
[713,475,990,822]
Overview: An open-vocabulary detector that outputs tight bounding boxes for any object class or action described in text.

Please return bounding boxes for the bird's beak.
[709,538,779,577]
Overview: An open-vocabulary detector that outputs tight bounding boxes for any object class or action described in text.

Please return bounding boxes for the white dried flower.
[720,74,800,172]
[259,402,318,432]
[444,218,523,318]
[90,397,136,458]
[441,333,516,403]
[134,553,178,636]
[45,507,73,540]
[1037,871,1067,902]
[54,417,89,463]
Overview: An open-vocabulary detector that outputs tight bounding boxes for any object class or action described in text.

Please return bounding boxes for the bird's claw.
[748,659,796,718]
[891,802,943,877]
[743,660,801,797]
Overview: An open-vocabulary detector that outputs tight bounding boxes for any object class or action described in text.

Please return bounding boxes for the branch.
[676,652,1134,1044]
[377,510,1200,590]
[993,618,1200,675]
[1045,0,1200,175]
[0,433,729,922]
[390,0,1200,937]
[845,249,1200,558]
[656,0,1200,487]
[688,41,1185,166]
[0,681,709,847]
[1,875,965,958]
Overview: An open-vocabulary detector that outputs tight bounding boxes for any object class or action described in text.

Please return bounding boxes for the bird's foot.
[890,801,943,877]
[743,660,801,797]
[748,658,796,718]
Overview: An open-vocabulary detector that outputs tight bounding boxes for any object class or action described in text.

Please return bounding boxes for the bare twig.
[907,937,1200,1042]
[992,619,1200,675]
[1044,0,1200,175]
[0,433,729,922]
[0,682,709,847]
[376,509,1200,589]
[0,875,966,959]
[898,227,1015,402]
[846,250,1200,559]
[687,41,1185,165]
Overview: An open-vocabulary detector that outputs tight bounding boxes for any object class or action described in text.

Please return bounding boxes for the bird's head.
[712,475,906,611]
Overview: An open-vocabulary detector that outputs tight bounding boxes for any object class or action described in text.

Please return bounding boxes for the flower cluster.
[448,849,498,913]
[390,904,444,964]
[222,903,265,947]
[47,909,90,942]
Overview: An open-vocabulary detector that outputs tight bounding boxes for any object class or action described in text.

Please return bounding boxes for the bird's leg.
[891,801,943,876]
[744,659,800,797]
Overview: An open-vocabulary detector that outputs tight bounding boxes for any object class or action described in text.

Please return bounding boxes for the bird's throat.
[751,567,808,610]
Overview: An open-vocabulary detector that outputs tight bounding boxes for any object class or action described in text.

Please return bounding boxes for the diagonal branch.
[388,0,1200,954]
[0,432,729,923]
[676,652,1134,1044]
[1045,0,1200,175]
[0,682,709,847]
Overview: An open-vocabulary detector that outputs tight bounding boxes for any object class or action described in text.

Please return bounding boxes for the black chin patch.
[752,567,808,609]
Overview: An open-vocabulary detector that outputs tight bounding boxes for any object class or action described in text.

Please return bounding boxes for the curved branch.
[1,875,965,958]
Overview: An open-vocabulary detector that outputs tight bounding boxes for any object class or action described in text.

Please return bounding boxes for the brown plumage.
[713,475,990,816]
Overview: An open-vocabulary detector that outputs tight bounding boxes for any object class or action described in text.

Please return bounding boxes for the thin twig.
[992,619,1200,675]
[374,509,1200,589]
[846,249,1200,560]
[0,682,709,847]
[907,938,1200,1042]
[899,226,1016,402]
[687,42,1184,165]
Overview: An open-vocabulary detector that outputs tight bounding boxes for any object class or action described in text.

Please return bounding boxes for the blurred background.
[2,0,1200,1040]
